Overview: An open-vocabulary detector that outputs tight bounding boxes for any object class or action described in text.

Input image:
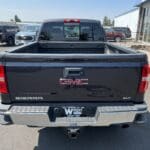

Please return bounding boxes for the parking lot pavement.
[0,44,17,51]
[0,45,150,150]
[0,116,150,150]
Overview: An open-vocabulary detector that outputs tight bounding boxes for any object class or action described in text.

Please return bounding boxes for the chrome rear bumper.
[0,103,148,127]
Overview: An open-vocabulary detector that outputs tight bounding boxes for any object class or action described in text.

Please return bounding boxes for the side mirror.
[39,34,46,40]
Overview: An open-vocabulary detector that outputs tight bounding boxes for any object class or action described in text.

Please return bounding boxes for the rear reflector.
[0,65,8,94]
[139,65,150,93]
[64,19,80,23]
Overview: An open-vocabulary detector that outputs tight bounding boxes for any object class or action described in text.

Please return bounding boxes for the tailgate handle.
[64,68,84,77]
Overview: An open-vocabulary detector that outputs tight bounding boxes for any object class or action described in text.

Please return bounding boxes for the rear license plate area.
[48,106,96,122]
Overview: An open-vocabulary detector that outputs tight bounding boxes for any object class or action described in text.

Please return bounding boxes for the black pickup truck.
[0,19,149,138]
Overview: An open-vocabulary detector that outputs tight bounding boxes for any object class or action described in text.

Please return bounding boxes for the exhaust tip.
[134,114,147,124]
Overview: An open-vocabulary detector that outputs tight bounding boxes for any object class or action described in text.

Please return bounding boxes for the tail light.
[0,65,8,94]
[64,19,80,23]
[139,65,150,93]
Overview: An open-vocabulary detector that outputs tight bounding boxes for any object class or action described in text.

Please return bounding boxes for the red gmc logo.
[59,78,88,86]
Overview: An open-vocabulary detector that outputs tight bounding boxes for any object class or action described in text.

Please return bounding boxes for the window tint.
[105,28,114,32]
[114,28,121,31]
[40,23,64,41]
[51,25,63,40]
[113,27,130,33]
[5,26,18,32]
[39,22,104,41]
[64,24,79,40]
[94,23,104,41]
[80,24,93,41]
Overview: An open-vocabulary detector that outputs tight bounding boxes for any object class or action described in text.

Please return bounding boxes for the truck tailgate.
[4,55,146,103]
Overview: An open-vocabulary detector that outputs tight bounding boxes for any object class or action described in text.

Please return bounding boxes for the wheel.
[7,37,15,46]
[115,37,121,42]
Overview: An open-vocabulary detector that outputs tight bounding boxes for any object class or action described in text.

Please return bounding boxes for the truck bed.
[9,42,138,54]
[1,42,147,104]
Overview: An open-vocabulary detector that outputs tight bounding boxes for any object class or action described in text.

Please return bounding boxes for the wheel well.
[115,36,121,40]
[6,36,15,45]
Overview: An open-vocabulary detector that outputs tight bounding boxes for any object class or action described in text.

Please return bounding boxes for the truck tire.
[7,37,15,46]
[115,37,121,42]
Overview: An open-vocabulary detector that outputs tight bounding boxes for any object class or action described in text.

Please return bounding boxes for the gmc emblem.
[59,78,88,86]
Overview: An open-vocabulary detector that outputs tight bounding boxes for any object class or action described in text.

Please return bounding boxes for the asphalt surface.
[0,45,150,150]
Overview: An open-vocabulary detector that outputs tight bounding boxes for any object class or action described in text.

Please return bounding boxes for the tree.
[14,15,21,22]
[103,16,113,26]
[103,16,109,26]
[107,19,111,26]
[112,20,114,27]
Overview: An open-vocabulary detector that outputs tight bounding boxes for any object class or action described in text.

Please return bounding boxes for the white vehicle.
[15,24,41,45]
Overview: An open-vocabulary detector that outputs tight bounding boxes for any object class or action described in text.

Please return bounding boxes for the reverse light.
[0,65,8,94]
[139,65,150,93]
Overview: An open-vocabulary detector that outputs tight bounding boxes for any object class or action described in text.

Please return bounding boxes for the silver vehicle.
[15,24,41,45]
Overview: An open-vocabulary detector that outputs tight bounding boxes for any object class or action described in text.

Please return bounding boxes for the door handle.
[63,68,84,77]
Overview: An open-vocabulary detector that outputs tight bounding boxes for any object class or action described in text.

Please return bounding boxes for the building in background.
[136,0,150,43]
[114,0,150,43]
[114,8,139,39]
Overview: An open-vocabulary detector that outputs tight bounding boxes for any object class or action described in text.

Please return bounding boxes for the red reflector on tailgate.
[142,65,150,77]
[0,65,8,94]
[139,65,150,93]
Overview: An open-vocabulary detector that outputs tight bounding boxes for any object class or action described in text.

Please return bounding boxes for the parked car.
[105,28,126,42]
[0,19,148,139]
[113,27,131,38]
[0,24,19,46]
[15,24,41,45]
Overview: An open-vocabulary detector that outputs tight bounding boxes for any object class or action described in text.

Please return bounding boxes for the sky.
[0,0,142,22]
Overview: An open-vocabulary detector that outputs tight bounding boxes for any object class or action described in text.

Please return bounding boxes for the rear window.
[39,22,104,41]
[104,28,114,33]
[64,23,80,40]
[80,24,93,40]
[39,23,64,41]
[5,26,19,32]
[113,27,130,33]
